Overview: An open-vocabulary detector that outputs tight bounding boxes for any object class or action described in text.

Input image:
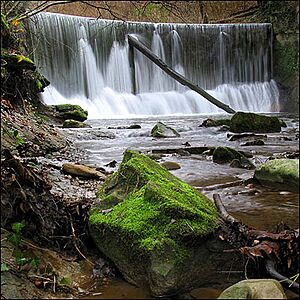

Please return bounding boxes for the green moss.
[213,147,243,164]
[230,112,282,133]
[52,104,88,122]
[254,159,299,191]
[90,150,218,263]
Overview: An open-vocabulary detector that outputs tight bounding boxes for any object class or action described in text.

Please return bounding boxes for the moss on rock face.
[230,112,282,133]
[254,159,299,192]
[51,104,88,122]
[89,150,219,296]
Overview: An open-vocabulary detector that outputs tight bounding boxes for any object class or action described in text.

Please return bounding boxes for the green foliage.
[7,221,40,268]
[8,129,25,146]
[1,263,10,272]
[8,221,25,247]
[256,1,298,31]
[59,277,72,286]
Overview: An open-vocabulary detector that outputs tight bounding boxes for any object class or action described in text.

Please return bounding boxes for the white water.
[29,12,280,119]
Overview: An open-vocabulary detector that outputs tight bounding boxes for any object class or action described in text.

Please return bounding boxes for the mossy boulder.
[230,112,282,133]
[88,150,233,297]
[218,279,286,299]
[51,104,88,122]
[213,147,255,169]
[151,121,180,138]
[62,119,91,128]
[254,159,299,192]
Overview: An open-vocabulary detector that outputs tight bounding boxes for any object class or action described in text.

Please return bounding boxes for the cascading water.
[28,12,280,119]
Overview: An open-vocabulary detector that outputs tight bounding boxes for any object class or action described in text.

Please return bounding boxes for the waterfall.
[28,12,280,119]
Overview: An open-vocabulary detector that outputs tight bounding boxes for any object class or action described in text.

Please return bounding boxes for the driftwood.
[213,193,299,293]
[127,35,236,114]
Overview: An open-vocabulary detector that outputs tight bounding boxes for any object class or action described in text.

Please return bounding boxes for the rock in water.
[230,112,282,133]
[151,121,180,138]
[254,159,299,192]
[218,279,286,299]
[88,150,240,297]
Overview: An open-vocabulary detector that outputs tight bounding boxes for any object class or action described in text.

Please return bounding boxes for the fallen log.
[128,35,236,114]
[213,193,299,293]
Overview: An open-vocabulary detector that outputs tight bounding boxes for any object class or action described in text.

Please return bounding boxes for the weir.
[28,12,280,119]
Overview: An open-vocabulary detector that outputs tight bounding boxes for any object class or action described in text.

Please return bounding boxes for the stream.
[59,113,299,299]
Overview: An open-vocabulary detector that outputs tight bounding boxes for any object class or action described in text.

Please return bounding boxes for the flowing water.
[27,13,298,298]
[28,12,280,118]
[61,113,298,299]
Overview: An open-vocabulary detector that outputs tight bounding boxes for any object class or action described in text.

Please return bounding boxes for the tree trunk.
[127,35,236,114]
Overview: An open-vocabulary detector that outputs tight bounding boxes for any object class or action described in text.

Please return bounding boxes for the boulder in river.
[151,121,180,138]
[230,112,282,133]
[62,119,91,128]
[218,279,286,299]
[213,146,255,169]
[254,159,299,192]
[89,150,241,297]
[51,104,88,122]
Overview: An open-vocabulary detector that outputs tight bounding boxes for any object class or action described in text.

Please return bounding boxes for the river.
[59,112,299,299]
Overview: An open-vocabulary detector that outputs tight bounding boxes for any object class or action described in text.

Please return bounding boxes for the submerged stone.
[254,159,299,192]
[151,121,180,138]
[89,150,225,297]
[230,112,282,133]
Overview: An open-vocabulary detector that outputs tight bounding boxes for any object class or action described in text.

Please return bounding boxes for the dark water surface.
[61,113,299,299]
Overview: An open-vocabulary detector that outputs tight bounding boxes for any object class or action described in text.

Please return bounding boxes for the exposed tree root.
[1,150,93,257]
[213,193,299,293]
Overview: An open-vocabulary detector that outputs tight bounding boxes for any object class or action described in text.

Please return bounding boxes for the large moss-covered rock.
[230,112,282,133]
[218,279,286,299]
[151,121,180,138]
[254,159,299,192]
[51,104,88,122]
[89,150,228,297]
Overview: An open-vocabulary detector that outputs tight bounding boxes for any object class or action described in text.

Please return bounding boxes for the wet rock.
[152,146,213,155]
[230,112,282,133]
[200,118,231,127]
[62,119,91,128]
[161,161,181,170]
[176,149,191,156]
[151,121,180,138]
[240,139,265,146]
[62,163,106,180]
[51,104,88,122]
[227,133,267,141]
[254,159,299,192]
[218,279,286,299]
[108,124,141,129]
[213,147,255,169]
[89,150,239,297]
